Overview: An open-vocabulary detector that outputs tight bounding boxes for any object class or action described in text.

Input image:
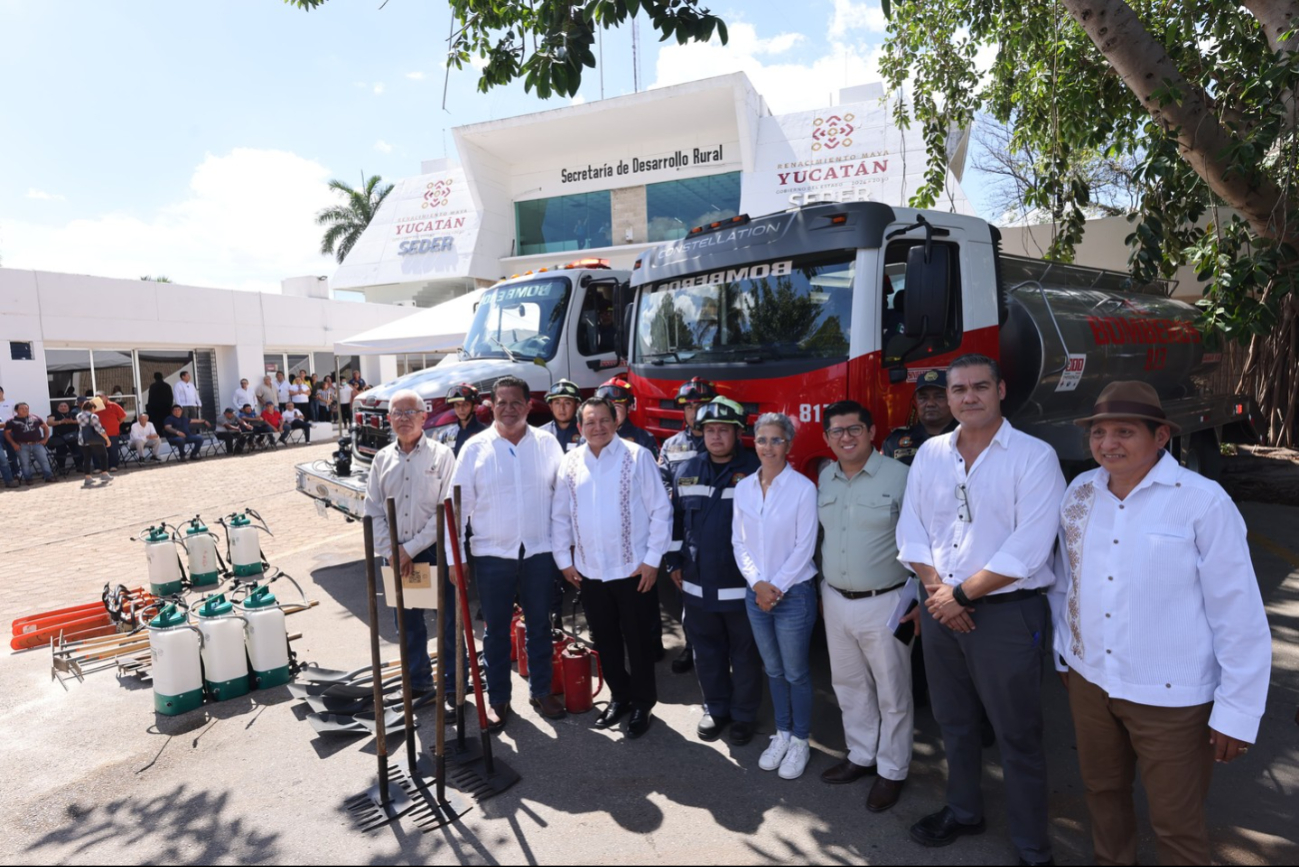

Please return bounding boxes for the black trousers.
[581,575,659,710]
[683,603,763,722]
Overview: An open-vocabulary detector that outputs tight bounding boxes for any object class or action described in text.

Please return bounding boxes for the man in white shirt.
[552,396,672,738]
[1050,381,1270,865]
[280,404,311,443]
[174,371,201,419]
[129,412,163,461]
[895,354,1065,865]
[453,375,566,728]
[275,371,290,410]
[363,389,456,694]
[232,379,256,416]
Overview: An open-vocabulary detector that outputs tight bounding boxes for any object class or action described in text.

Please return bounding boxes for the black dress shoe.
[696,713,731,741]
[626,708,652,738]
[820,758,877,785]
[909,806,987,848]
[594,701,631,729]
[670,647,694,674]
[728,720,755,746]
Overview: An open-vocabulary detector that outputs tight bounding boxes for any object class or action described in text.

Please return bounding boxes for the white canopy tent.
[333,288,486,356]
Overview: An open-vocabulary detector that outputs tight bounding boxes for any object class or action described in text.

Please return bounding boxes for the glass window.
[287,355,310,380]
[263,354,285,376]
[574,283,617,357]
[139,351,195,418]
[92,350,137,415]
[463,277,572,361]
[515,191,613,255]
[646,172,742,242]
[637,254,854,364]
[46,349,93,405]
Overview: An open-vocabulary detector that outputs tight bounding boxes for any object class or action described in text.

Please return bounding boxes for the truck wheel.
[1181,431,1223,481]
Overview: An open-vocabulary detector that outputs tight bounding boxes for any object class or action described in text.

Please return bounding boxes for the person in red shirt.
[260,401,285,445]
[94,395,128,471]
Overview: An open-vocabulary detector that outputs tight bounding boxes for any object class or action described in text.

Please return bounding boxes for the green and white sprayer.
[193,594,250,701]
[220,509,272,579]
[182,516,224,588]
[148,603,204,715]
[137,523,185,597]
[237,585,290,689]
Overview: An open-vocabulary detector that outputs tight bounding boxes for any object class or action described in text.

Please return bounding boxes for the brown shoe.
[530,694,567,720]
[866,776,906,813]
[820,758,876,785]
[485,702,511,732]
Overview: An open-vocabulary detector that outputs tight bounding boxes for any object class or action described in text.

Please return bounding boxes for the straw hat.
[1073,381,1181,433]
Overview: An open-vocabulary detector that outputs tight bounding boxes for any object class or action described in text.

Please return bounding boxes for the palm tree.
[316,174,394,264]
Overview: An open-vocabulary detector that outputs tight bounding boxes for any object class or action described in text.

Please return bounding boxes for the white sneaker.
[778,737,811,779]
[759,733,791,771]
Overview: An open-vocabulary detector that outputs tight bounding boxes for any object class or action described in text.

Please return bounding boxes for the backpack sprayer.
[218,508,273,579]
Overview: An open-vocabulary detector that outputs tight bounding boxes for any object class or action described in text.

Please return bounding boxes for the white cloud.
[374,139,394,153]
[373,82,385,95]
[652,21,888,114]
[570,94,587,106]
[406,71,425,80]
[26,189,65,201]
[829,0,888,39]
[1,148,339,293]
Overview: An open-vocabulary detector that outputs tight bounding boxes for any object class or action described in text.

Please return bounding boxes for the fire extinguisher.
[510,606,523,663]
[514,613,528,676]
[561,642,603,714]
[550,631,573,696]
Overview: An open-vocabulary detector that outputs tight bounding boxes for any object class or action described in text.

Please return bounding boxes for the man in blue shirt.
[162,405,207,461]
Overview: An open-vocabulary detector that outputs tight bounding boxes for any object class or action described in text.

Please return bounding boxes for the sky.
[0,0,994,294]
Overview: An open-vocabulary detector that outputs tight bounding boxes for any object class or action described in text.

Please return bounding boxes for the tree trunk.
[1060,0,1291,241]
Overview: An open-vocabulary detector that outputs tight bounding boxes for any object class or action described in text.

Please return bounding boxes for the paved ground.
[0,446,1296,865]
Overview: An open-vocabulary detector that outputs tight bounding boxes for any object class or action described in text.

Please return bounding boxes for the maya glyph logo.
[812,114,855,150]
[422,177,453,209]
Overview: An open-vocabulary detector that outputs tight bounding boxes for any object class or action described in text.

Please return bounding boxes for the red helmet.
[675,376,718,406]
[595,377,633,405]
[445,383,480,405]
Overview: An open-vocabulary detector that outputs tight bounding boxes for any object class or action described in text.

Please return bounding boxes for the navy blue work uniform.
[539,419,583,453]
[439,416,487,456]
[658,429,702,473]
[664,449,764,723]
[617,419,659,460]
[880,419,957,466]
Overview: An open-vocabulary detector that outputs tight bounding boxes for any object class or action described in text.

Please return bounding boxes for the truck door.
[568,276,623,388]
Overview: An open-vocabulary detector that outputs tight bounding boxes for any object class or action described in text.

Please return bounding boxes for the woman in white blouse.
[288,375,311,414]
[731,412,819,779]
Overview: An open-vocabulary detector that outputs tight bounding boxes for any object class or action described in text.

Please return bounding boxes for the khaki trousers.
[822,584,913,780]
[1068,671,1214,866]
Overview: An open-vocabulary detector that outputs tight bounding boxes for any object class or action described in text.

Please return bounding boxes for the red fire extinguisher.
[561,642,603,714]
[514,614,528,676]
[551,631,573,696]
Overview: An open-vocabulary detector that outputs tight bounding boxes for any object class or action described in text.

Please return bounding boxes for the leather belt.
[972,588,1040,605]
[827,580,907,600]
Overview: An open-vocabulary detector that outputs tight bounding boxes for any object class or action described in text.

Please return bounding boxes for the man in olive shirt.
[816,400,913,814]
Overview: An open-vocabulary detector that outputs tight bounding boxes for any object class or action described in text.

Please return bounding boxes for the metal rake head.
[399,772,471,832]
[444,756,521,802]
[344,771,416,833]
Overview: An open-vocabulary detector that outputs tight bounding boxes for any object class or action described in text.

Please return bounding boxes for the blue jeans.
[473,551,556,705]
[17,443,53,481]
[168,434,203,458]
[388,547,439,691]
[0,449,12,483]
[746,580,818,739]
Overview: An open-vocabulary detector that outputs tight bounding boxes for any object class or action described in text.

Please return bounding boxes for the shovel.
[443,492,521,800]
[298,657,402,686]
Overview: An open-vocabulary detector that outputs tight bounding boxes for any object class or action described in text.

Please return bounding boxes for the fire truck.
[626,202,1260,479]
[296,259,629,518]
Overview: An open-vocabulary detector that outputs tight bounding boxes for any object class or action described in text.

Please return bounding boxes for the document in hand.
[381,563,436,609]
[888,576,919,645]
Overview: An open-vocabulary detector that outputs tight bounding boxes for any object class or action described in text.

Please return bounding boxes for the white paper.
[381,564,438,610]
[886,576,919,633]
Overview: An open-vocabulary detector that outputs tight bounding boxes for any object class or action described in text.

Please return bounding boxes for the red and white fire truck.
[626,202,1259,479]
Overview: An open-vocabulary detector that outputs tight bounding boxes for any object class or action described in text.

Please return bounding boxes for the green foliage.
[315,174,394,264]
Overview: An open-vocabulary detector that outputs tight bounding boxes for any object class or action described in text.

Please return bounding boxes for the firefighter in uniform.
[881,369,956,465]
[658,376,718,674]
[438,383,487,456]
[538,379,583,452]
[597,377,660,460]
[665,397,763,745]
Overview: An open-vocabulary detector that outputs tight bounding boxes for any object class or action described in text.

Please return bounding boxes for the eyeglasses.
[826,424,866,439]
[389,409,423,420]
[754,436,788,447]
[955,483,972,523]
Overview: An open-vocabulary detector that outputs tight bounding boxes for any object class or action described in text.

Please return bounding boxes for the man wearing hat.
[438,383,487,457]
[883,369,956,466]
[597,377,660,459]
[1049,381,1270,865]
[539,379,584,452]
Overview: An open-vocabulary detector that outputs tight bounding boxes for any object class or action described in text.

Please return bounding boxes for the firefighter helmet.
[545,379,582,403]
[595,377,634,405]
[694,396,746,428]
[445,383,480,405]
[674,376,718,406]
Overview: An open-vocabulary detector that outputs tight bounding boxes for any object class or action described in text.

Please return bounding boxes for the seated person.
[260,401,284,444]
[239,404,273,447]
[162,405,207,461]
[129,412,163,461]
[47,400,83,472]
[216,408,251,455]
[280,404,310,443]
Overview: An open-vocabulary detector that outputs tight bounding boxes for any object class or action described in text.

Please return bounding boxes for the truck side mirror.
[618,303,633,360]
[904,244,951,341]
[612,280,632,360]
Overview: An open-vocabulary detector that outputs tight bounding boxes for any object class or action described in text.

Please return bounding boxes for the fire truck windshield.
[462,277,571,362]
[636,253,854,363]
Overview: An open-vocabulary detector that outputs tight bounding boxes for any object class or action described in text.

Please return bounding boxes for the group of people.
[363,357,1271,866]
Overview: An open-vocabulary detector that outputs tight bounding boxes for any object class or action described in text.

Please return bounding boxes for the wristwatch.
[952,583,972,607]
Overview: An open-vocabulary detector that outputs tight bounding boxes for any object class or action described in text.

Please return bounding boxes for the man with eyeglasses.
[894,353,1066,866]
[883,369,957,465]
[363,389,456,697]
[816,400,914,814]
[452,376,568,728]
